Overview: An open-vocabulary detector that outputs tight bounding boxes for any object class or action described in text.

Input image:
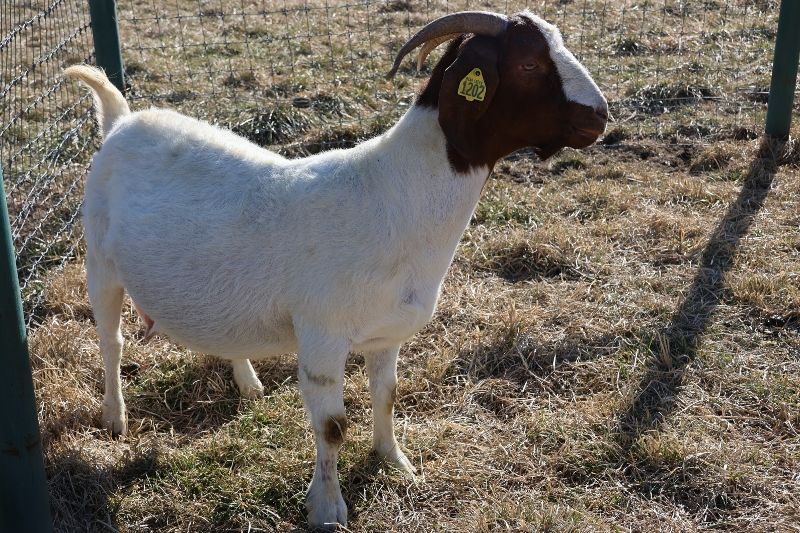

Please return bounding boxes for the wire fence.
[1,0,789,326]
[1,0,96,325]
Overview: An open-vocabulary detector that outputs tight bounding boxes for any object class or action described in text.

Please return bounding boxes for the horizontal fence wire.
[1,0,793,326]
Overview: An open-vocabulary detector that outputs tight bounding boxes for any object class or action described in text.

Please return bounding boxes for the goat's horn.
[386,11,508,79]
[416,33,461,72]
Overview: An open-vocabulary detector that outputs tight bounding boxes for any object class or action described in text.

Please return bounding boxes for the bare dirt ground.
[10,0,800,530]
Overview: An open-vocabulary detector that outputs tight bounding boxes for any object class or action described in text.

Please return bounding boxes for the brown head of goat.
[388,10,608,172]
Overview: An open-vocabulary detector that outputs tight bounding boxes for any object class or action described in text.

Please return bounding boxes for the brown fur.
[416,13,605,173]
[324,415,348,446]
[301,364,336,386]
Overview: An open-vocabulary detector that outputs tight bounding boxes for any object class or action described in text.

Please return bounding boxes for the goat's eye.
[522,63,538,71]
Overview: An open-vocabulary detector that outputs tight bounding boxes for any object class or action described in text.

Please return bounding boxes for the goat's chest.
[349,190,481,352]
[349,251,453,352]
[351,284,439,352]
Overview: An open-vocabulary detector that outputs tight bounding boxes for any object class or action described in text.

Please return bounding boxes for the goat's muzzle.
[565,102,608,149]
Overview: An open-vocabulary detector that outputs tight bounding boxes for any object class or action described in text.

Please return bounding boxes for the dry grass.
[33,134,800,531]
[12,0,800,531]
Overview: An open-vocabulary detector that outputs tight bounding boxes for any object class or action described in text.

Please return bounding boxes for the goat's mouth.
[567,126,604,148]
[566,102,608,147]
[532,144,562,161]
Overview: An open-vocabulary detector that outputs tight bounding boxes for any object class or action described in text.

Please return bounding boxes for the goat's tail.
[64,65,130,139]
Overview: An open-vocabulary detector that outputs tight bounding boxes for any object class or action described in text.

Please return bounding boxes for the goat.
[66,10,607,529]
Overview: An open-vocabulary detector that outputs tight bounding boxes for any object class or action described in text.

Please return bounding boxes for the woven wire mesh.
[1,0,787,326]
[1,0,96,326]
[116,0,781,154]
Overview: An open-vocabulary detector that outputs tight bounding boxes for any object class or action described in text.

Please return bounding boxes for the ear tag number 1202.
[458,68,486,102]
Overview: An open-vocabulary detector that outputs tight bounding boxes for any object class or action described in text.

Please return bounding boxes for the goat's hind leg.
[86,255,127,436]
[230,358,264,399]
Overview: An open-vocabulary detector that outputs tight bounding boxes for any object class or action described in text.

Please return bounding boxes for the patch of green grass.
[470,233,583,282]
[600,126,629,145]
[690,146,734,174]
[232,105,315,145]
[626,83,719,113]
[613,36,646,56]
[550,154,587,174]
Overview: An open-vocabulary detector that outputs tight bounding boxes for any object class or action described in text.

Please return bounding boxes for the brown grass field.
[7,0,800,531]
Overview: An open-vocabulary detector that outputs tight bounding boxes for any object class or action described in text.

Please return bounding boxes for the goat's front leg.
[297,329,350,530]
[365,346,416,475]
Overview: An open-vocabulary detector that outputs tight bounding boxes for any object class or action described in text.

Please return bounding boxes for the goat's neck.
[361,106,490,248]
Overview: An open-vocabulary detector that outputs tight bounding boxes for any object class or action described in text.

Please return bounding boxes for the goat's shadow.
[47,446,165,531]
[122,353,298,437]
[615,138,783,446]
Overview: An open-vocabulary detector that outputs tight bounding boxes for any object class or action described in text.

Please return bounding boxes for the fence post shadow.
[615,136,789,447]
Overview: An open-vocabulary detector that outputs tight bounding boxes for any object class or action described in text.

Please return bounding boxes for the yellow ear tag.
[457,68,487,102]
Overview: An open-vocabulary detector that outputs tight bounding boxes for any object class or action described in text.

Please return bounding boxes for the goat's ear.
[438,35,500,161]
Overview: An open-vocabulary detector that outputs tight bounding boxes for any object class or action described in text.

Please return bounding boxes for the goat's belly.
[147,312,296,358]
[161,322,297,359]
[124,284,296,358]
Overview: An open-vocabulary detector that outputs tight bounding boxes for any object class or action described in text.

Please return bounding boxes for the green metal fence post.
[0,165,53,532]
[88,0,126,93]
[765,0,800,138]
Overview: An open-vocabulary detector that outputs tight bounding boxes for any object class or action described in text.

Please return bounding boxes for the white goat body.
[85,104,483,357]
[68,64,486,528]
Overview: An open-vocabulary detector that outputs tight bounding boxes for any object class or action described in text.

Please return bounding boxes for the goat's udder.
[132,300,158,341]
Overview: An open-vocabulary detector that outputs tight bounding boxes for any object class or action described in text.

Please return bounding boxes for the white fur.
[86,106,485,358]
[64,66,130,137]
[522,11,607,112]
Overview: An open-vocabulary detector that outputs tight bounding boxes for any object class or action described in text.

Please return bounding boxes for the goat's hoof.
[380,445,417,478]
[101,404,128,437]
[306,493,347,531]
[238,382,265,400]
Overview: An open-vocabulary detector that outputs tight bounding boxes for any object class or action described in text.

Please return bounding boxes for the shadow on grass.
[451,330,624,387]
[48,446,165,532]
[125,356,298,437]
[615,137,785,446]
